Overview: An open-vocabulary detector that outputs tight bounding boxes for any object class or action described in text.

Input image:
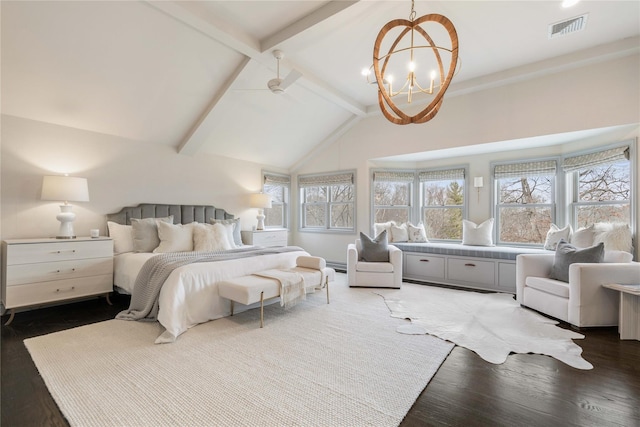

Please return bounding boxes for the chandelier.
[363,0,459,125]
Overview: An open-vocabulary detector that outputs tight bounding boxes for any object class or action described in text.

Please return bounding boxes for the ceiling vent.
[548,14,588,39]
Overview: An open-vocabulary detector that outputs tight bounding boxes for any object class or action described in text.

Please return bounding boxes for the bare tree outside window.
[264,184,288,228]
[301,181,354,231]
[574,161,630,227]
[374,181,410,223]
[497,176,553,244]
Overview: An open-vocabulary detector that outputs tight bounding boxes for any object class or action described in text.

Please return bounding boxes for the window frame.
[298,170,356,233]
[565,143,635,231]
[491,158,559,247]
[371,170,415,227]
[262,171,290,230]
[419,166,468,242]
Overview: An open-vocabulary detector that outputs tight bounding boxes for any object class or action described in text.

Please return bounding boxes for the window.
[565,146,631,228]
[419,168,466,240]
[372,171,414,224]
[494,160,557,245]
[263,172,290,229]
[299,171,355,231]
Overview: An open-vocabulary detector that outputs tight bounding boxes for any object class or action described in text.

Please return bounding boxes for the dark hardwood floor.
[2,291,639,427]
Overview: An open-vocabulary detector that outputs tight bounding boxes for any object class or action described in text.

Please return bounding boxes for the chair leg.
[326,277,330,304]
[260,291,264,328]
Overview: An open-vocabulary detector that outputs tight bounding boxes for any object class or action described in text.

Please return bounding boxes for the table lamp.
[41,175,90,239]
[250,193,272,230]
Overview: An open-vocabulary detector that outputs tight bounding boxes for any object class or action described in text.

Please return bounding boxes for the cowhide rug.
[376,283,593,370]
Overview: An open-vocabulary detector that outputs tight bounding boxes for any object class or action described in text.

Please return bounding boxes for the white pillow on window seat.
[544,224,572,250]
[462,218,494,246]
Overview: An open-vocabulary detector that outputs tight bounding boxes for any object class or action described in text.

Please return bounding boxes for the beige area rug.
[376,283,593,370]
[24,274,453,427]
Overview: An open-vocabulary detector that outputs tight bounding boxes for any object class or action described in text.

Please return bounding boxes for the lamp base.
[256,211,266,231]
[56,204,77,239]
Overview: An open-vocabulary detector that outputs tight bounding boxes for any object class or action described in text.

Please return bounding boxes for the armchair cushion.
[549,240,604,283]
[359,231,389,262]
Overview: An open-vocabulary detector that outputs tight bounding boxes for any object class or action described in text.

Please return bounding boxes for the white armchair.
[516,252,639,327]
[347,239,403,288]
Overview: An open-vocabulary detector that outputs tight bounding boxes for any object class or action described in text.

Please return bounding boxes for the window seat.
[393,243,549,293]
[392,242,548,261]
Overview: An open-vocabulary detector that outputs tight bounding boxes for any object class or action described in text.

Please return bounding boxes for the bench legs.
[227,281,330,328]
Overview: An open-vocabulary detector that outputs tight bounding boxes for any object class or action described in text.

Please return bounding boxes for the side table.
[602,283,640,340]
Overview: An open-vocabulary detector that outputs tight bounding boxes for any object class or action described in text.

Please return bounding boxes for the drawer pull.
[55,286,76,293]
[419,259,430,262]
[464,263,476,267]
[55,268,76,273]
[53,249,76,254]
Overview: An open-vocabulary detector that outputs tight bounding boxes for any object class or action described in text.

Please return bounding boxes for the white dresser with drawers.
[241,229,288,247]
[1,237,114,324]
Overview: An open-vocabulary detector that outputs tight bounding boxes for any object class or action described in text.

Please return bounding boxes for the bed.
[106,203,309,343]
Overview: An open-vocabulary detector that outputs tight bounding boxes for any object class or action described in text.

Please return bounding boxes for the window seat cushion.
[393,242,548,261]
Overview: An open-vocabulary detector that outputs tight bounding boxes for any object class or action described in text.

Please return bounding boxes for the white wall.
[0,115,283,240]
[292,54,640,264]
[1,54,638,264]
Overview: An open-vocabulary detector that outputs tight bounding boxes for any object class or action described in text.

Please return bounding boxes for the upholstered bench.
[218,256,335,327]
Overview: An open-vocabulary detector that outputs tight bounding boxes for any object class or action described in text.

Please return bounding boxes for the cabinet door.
[252,231,287,247]
[405,253,446,280]
[447,257,495,287]
[497,262,516,292]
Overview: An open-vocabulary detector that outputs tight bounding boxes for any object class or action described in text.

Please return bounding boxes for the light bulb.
[430,70,437,80]
[387,75,394,84]
[361,68,371,77]
[408,61,416,72]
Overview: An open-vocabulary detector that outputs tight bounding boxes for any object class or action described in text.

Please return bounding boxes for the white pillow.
[462,218,494,246]
[193,223,232,252]
[131,216,174,253]
[107,221,133,254]
[407,222,428,243]
[217,222,237,249]
[603,250,633,263]
[153,222,195,253]
[571,225,595,248]
[374,222,393,239]
[390,223,409,242]
[593,223,633,252]
[544,224,572,250]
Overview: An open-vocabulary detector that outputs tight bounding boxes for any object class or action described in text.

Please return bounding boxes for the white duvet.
[114,248,309,343]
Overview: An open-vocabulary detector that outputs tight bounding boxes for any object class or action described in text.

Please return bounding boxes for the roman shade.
[418,168,465,181]
[298,172,354,187]
[563,146,630,172]
[494,160,557,179]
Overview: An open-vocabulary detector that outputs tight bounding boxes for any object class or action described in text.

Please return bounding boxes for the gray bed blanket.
[116,246,305,322]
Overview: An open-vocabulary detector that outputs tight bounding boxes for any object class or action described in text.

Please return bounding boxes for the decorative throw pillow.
[209,218,242,247]
[131,216,174,253]
[461,218,494,246]
[358,230,389,262]
[549,240,604,283]
[603,250,633,263]
[107,221,134,254]
[593,222,633,253]
[571,225,595,248]
[390,223,409,243]
[407,222,429,243]
[193,223,232,252]
[153,221,195,253]
[373,222,393,240]
[544,224,572,250]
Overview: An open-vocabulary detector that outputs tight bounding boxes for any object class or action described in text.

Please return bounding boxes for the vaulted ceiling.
[2,1,639,169]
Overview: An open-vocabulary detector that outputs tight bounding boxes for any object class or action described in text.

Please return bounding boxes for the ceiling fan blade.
[280,69,302,90]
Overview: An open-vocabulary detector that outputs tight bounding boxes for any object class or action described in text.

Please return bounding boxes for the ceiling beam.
[144,1,261,58]
[178,57,251,156]
[261,1,360,52]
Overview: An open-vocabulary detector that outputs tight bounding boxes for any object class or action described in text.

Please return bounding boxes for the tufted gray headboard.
[106,203,234,225]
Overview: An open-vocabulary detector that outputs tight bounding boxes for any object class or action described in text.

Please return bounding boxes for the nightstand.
[241,229,288,247]
[1,237,114,325]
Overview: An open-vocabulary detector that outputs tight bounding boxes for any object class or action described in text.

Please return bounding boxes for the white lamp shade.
[41,176,90,203]
[250,193,272,209]
[473,177,484,188]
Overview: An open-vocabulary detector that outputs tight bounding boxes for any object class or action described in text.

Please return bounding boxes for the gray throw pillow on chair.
[359,230,389,262]
[549,239,604,283]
